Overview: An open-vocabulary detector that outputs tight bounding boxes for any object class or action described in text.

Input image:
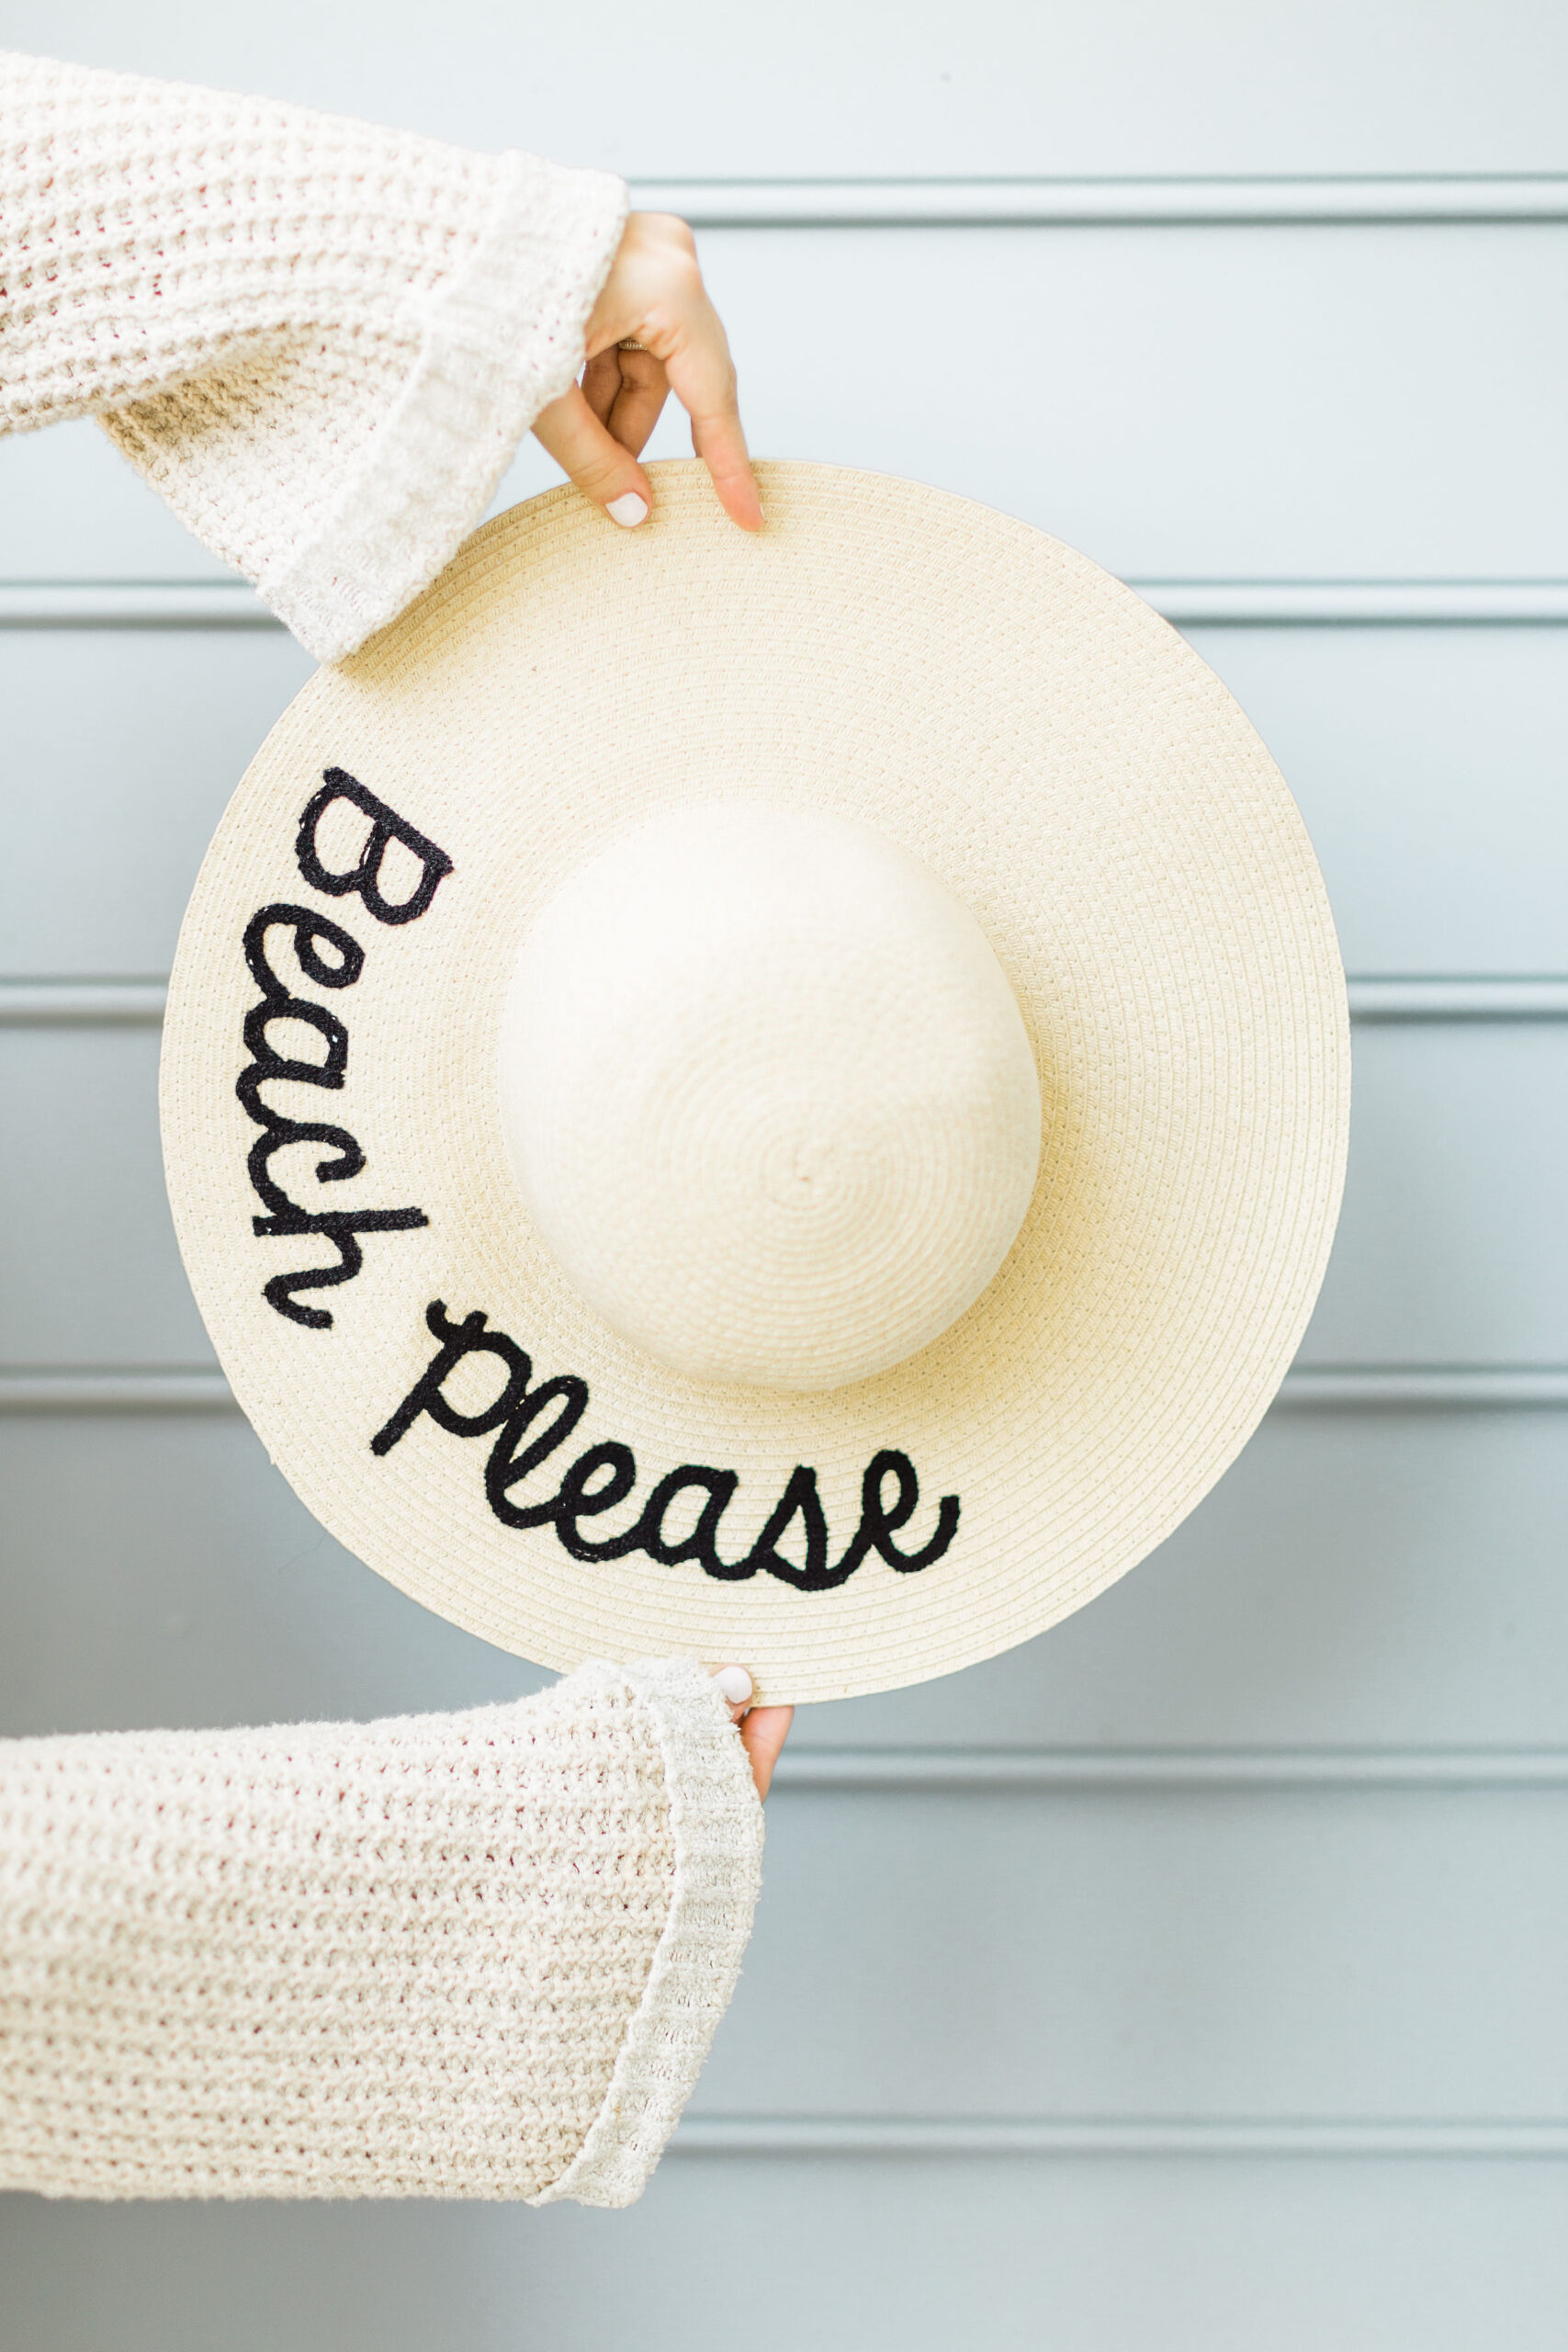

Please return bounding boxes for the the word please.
[371,1301,962,1590]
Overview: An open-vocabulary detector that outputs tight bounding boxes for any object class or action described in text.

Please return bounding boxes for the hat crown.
[498,804,1043,1391]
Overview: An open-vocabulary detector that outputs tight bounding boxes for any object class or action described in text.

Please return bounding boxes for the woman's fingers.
[577,212,763,532]
[711,1666,755,1719]
[739,1706,794,1802]
[530,381,653,527]
[645,254,761,526]
[663,325,763,531]
[710,1666,793,1800]
[581,345,671,460]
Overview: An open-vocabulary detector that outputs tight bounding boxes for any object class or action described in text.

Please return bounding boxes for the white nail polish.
[607,492,649,528]
[712,1666,753,1707]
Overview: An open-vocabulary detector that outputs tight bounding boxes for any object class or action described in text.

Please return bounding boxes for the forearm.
[0,51,628,654]
[0,50,625,428]
[0,1657,761,2206]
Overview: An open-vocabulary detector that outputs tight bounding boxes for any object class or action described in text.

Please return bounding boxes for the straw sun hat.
[162,461,1349,1704]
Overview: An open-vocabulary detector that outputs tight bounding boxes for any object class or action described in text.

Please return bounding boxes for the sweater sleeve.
[0,1657,762,2207]
[0,51,629,659]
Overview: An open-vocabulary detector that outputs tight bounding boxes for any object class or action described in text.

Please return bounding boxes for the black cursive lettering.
[369,1301,530,1453]
[236,779,452,1327]
[633,1466,743,1579]
[371,1300,962,1590]
[552,1442,639,1561]
[297,770,455,926]
[237,902,428,1329]
[833,1449,964,1577]
[486,1376,592,1526]
[744,1464,835,1589]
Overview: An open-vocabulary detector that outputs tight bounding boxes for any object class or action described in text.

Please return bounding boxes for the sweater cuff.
[264,150,628,662]
[533,1657,765,2209]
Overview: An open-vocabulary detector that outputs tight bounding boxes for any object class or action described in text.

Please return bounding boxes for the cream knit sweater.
[0,51,629,656]
[0,1657,764,2206]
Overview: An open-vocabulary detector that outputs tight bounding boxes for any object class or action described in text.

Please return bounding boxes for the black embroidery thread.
[235,775,454,1328]
[838,1451,964,1577]
[552,1442,639,1563]
[368,1303,529,1450]
[746,1464,833,1589]
[485,1377,592,1526]
[370,1300,962,1590]
[237,902,428,1329]
[297,770,455,926]
[634,1465,743,1579]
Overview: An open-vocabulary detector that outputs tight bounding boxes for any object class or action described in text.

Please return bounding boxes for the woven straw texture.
[0,1658,762,2207]
[161,462,1349,1704]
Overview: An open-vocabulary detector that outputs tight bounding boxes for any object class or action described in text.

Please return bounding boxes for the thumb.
[739,1706,793,1802]
[531,382,652,527]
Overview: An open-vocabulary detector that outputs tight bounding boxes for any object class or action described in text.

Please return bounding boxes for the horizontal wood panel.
[1186,628,1568,977]
[14,579,1568,622]
[4,1409,1566,1747]
[16,1,1568,178]
[5,1022,1565,1369]
[1298,1023,1568,1363]
[0,1414,543,1740]
[0,1027,213,1368]
[664,223,1568,579]
[5,623,1568,979]
[5,2151,1568,2352]
[820,1408,1568,1750]
[0,422,231,582]
[695,1782,1568,2118]
[7,222,1568,582]
[0,628,312,979]
[648,182,1568,228]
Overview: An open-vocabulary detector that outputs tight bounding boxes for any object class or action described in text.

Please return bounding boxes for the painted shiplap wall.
[7,0,1568,177]
[3,4,1567,2345]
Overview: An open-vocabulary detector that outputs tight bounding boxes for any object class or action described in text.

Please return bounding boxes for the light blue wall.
[3,5,1567,2343]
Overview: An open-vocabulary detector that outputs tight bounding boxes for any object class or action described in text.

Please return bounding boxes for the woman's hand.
[532,212,762,533]
[712,1666,793,1800]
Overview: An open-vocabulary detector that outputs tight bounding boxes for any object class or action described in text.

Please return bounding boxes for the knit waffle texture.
[0,51,628,657]
[0,1657,762,2205]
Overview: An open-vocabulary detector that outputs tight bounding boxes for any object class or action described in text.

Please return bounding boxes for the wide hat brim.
[162,462,1349,1704]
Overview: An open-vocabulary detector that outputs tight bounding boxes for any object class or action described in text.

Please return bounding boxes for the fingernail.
[712,1665,753,1707]
[607,492,649,528]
